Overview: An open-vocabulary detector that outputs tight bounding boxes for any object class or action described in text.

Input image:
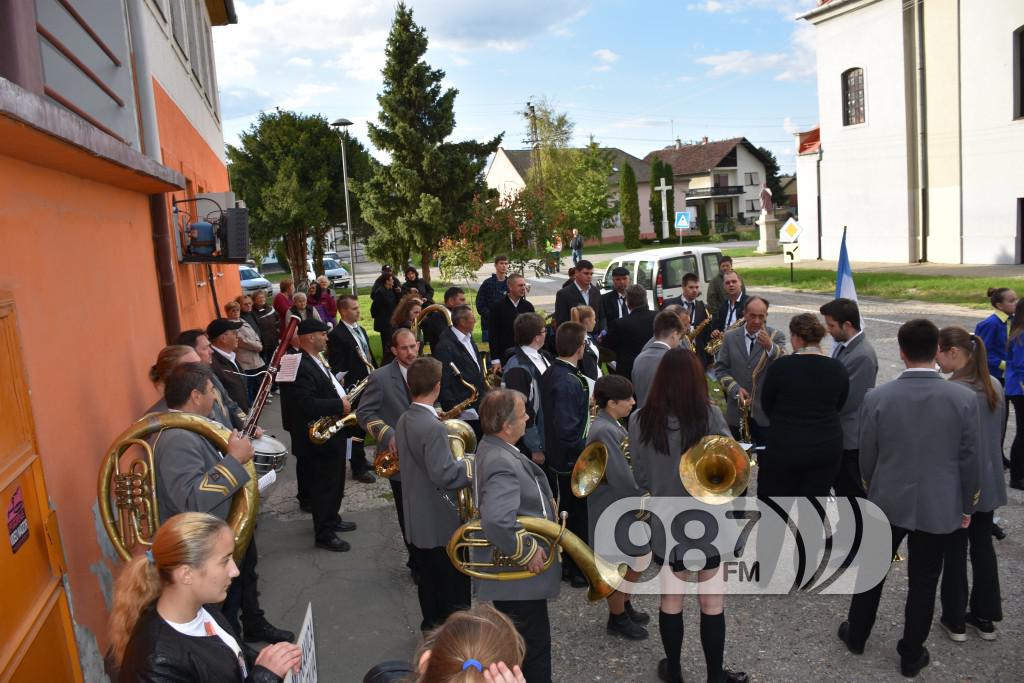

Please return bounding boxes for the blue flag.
[835,227,857,301]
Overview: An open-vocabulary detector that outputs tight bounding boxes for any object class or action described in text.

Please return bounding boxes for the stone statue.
[759,184,774,215]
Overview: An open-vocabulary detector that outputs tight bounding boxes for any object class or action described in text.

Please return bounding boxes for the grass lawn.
[742,267,1023,309]
[723,246,775,258]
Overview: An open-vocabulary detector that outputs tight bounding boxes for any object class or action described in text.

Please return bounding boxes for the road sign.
[674,211,690,231]
[783,242,801,263]
[778,217,802,243]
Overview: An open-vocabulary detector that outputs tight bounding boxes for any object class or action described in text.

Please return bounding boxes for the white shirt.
[211,345,239,369]
[343,319,371,359]
[904,367,939,374]
[725,299,741,327]
[454,328,481,370]
[652,340,672,350]
[521,345,550,376]
[311,353,347,399]
[832,330,863,357]
[164,607,246,677]
[574,281,593,306]
[399,363,409,382]
[413,401,438,415]
[508,295,524,309]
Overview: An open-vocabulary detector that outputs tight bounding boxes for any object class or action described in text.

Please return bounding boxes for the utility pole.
[525,101,543,192]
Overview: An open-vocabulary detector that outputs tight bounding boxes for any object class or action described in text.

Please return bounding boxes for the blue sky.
[213,0,820,173]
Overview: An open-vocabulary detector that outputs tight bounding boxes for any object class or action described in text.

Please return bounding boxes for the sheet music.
[257,469,277,493]
[276,354,301,383]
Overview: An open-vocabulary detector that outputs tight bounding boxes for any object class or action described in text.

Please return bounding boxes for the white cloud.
[452,55,471,67]
[548,8,589,37]
[697,50,786,78]
[614,117,668,128]
[774,23,817,80]
[592,64,611,72]
[593,48,619,63]
[278,83,338,109]
[287,56,313,67]
[687,1,725,11]
[695,23,815,81]
[687,0,816,17]
[782,116,800,135]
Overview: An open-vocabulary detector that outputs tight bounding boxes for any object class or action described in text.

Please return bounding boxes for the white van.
[599,246,724,309]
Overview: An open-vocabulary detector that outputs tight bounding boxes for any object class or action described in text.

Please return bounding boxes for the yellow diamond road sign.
[779,218,802,243]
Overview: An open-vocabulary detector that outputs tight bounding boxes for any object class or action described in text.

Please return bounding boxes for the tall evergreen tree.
[648,158,675,238]
[357,2,501,278]
[756,145,785,206]
[619,163,641,248]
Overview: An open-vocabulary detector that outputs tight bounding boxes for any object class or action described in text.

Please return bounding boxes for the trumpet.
[446,512,627,603]
[705,318,745,357]
[307,377,370,445]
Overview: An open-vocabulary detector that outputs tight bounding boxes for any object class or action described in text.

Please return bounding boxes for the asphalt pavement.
[251,266,1024,682]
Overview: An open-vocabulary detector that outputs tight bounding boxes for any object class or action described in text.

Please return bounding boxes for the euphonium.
[443,418,477,522]
[97,412,258,563]
[704,318,744,356]
[411,303,452,345]
[446,512,628,603]
[570,441,609,498]
[679,435,751,504]
[307,379,369,445]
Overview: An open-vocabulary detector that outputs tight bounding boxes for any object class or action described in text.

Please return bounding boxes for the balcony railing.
[684,185,745,198]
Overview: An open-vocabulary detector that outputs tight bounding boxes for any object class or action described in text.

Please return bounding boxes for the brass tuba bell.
[97,412,259,563]
[570,441,609,498]
[679,435,750,504]
[443,418,478,522]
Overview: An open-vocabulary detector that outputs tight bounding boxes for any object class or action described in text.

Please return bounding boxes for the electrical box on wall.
[174,192,250,264]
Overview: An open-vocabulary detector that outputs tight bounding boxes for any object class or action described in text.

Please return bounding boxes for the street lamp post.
[330,118,357,295]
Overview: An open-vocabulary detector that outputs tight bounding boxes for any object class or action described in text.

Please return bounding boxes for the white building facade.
[799,0,1024,264]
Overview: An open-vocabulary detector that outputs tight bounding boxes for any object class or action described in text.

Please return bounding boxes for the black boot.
[625,600,650,625]
[607,611,648,640]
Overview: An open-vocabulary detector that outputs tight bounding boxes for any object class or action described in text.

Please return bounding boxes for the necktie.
[618,296,625,318]
[832,343,844,359]
[355,325,370,359]
[727,304,736,326]
[746,334,757,354]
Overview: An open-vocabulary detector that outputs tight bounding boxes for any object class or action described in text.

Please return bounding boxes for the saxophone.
[307,378,370,445]
[705,318,745,357]
[439,362,480,421]
[687,310,713,345]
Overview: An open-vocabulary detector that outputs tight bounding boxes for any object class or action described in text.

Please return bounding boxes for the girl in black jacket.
[109,513,301,682]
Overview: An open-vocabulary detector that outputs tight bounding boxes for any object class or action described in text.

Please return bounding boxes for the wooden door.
[0,296,82,682]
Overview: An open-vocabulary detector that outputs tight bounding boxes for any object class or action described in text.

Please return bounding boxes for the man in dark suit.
[711,271,749,335]
[433,305,487,440]
[421,286,465,352]
[279,319,354,552]
[554,259,606,333]
[207,318,251,412]
[396,357,472,632]
[600,266,631,324]
[540,321,590,588]
[357,328,420,577]
[663,272,713,365]
[601,284,655,380]
[489,273,535,367]
[839,319,981,679]
[327,294,378,483]
[820,298,878,498]
[476,389,561,683]
[631,312,685,410]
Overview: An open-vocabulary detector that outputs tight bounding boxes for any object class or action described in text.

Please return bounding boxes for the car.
[306,258,350,290]
[599,245,724,309]
[239,266,272,297]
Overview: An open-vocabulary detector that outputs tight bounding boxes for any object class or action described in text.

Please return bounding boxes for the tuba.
[97,412,259,563]
[443,418,477,522]
[447,512,627,603]
[570,441,609,498]
[679,435,751,504]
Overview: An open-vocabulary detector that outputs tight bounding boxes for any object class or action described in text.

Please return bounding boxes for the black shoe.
[722,670,750,683]
[353,470,377,484]
[1010,479,1024,491]
[607,612,648,640]
[244,619,295,644]
[657,658,683,683]
[992,522,1007,540]
[298,501,312,513]
[939,617,966,642]
[900,647,929,678]
[965,612,997,640]
[333,519,357,533]
[625,600,650,625]
[570,574,588,588]
[837,621,864,655]
[315,535,350,552]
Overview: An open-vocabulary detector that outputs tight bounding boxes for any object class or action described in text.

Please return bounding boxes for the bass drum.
[252,434,288,476]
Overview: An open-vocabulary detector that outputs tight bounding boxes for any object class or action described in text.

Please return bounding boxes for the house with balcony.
[645,137,771,231]
[484,146,653,242]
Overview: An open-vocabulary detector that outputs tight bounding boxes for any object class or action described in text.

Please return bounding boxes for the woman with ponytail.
[413,604,526,683]
[936,327,1006,641]
[109,512,301,681]
[975,287,1016,461]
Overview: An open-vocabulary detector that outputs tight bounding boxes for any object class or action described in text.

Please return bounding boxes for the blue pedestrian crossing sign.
[674,211,690,231]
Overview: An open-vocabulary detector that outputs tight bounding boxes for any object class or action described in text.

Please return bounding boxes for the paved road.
[252,280,1024,682]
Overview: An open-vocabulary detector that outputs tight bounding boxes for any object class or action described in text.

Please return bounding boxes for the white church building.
[796,0,1024,264]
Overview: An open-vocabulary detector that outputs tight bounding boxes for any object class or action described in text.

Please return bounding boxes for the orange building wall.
[152,79,241,328]
[0,153,169,655]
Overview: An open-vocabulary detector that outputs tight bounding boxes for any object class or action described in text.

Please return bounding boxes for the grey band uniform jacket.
[154,422,250,523]
[356,360,411,481]
[631,341,671,411]
[833,332,879,450]
[952,377,1007,513]
[396,404,472,548]
[585,411,647,561]
[474,435,561,602]
[859,370,982,534]
[628,407,729,563]
[712,324,786,427]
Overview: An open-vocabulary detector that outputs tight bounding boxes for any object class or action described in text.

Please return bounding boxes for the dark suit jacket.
[433,327,486,413]
[540,359,589,472]
[489,296,535,366]
[713,293,750,332]
[662,296,712,363]
[210,350,250,412]
[279,352,348,457]
[600,289,629,325]
[554,282,606,333]
[601,307,656,380]
[327,322,377,387]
